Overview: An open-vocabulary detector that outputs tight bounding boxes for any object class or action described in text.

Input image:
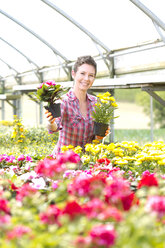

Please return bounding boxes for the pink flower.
[138,170,158,189]
[74,236,91,248]
[51,180,59,189]
[7,225,31,240]
[82,198,105,219]
[56,150,80,164]
[0,214,11,225]
[40,204,61,225]
[35,158,66,178]
[68,173,106,198]
[45,80,56,86]
[39,80,56,89]
[26,156,32,162]
[6,155,15,163]
[16,183,37,201]
[146,195,165,218]
[90,224,116,247]
[98,206,123,222]
[17,154,25,161]
[104,177,134,211]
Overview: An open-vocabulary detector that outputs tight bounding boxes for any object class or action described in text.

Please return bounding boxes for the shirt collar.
[68,89,93,101]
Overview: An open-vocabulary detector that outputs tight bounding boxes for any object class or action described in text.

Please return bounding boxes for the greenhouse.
[1,0,165,247]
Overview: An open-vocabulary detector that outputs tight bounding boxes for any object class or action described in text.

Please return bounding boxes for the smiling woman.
[45,55,108,155]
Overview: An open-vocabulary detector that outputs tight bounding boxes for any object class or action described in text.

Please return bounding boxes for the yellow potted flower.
[92,91,118,136]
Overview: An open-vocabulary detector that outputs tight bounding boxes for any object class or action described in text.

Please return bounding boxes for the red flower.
[138,170,158,189]
[0,198,10,214]
[97,158,111,165]
[63,201,83,219]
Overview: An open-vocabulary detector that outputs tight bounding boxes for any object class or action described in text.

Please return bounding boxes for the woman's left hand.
[96,126,110,140]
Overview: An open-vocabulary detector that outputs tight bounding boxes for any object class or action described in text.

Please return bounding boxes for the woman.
[46,55,108,155]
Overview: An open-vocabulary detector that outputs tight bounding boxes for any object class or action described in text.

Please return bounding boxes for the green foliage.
[115,88,141,103]
[0,123,58,157]
[136,91,165,128]
[29,81,68,106]
[113,129,165,145]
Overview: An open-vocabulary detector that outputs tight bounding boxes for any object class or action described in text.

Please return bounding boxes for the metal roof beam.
[0,58,18,74]
[0,9,70,64]
[41,0,111,54]
[0,37,44,81]
[152,22,165,44]
[129,0,165,31]
[0,37,40,69]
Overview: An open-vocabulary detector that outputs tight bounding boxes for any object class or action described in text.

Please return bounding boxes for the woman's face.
[72,63,96,91]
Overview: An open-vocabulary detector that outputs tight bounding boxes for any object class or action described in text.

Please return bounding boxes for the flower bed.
[1,139,165,247]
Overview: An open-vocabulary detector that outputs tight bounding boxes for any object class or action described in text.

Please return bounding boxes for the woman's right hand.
[45,110,56,124]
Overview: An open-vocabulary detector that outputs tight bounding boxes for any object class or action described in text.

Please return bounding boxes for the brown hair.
[73,55,97,75]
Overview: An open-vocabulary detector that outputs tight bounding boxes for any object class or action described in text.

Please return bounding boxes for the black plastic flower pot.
[44,102,61,118]
[94,122,109,137]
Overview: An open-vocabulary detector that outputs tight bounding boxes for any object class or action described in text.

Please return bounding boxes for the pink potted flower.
[29,80,68,118]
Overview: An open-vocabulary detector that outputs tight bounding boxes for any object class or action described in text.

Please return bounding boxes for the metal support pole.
[39,102,43,125]
[109,89,115,143]
[1,80,5,120]
[1,101,5,120]
[150,96,154,142]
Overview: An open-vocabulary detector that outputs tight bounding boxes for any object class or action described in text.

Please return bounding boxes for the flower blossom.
[0,214,11,226]
[40,204,61,226]
[17,154,25,161]
[68,173,106,198]
[138,170,158,189]
[89,224,116,247]
[104,177,135,211]
[16,183,37,201]
[7,225,31,240]
[0,198,10,214]
[63,200,83,220]
[146,195,165,219]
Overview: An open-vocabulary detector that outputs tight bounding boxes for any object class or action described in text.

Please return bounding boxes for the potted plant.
[29,80,68,118]
[91,91,118,136]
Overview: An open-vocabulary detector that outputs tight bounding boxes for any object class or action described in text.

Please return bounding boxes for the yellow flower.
[73,146,82,154]
[92,139,100,145]
[81,155,90,163]
[111,102,118,107]
[61,145,69,152]
[11,131,17,138]
[100,99,108,104]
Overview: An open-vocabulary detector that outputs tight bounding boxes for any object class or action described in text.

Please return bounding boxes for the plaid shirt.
[50,90,97,154]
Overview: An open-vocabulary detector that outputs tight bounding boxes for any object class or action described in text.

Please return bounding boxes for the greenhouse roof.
[0,0,165,85]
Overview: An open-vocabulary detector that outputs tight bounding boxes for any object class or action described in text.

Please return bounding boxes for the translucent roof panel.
[0,0,165,78]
